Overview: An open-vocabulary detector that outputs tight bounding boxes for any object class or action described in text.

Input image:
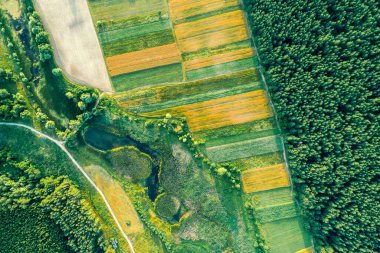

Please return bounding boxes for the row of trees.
[0,153,113,252]
[245,0,379,252]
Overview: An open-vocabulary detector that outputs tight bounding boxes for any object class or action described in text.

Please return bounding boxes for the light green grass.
[262,217,312,253]
[0,41,14,70]
[206,135,283,162]
[252,187,294,208]
[194,117,277,141]
[102,29,175,57]
[206,128,280,148]
[88,0,168,22]
[186,57,258,81]
[112,63,183,92]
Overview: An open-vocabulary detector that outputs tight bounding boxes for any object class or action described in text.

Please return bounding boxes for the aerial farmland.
[0,0,378,253]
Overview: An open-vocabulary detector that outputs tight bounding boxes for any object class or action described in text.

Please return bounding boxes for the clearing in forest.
[33,0,112,92]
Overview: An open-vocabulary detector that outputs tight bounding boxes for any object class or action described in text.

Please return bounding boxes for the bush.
[155,194,180,221]
[107,146,152,181]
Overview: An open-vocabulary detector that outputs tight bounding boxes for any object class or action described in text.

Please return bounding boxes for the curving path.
[0,122,135,253]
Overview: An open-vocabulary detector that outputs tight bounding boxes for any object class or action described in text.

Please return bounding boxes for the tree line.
[244,0,379,252]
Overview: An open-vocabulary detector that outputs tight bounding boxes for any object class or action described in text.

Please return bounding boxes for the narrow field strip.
[106,43,181,76]
[88,0,168,22]
[255,202,298,223]
[142,90,272,132]
[206,128,279,148]
[177,26,249,53]
[121,82,261,113]
[241,164,289,193]
[112,64,183,92]
[101,29,175,57]
[184,47,254,70]
[174,10,245,39]
[228,152,284,172]
[99,20,171,45]
[206,135,282,162]
[186,57,257,80]
[169,0,239,21]
[115,69,259,107]
[251,187,293,208]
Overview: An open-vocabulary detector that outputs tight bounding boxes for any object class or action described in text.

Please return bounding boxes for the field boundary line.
[0,122,136,253]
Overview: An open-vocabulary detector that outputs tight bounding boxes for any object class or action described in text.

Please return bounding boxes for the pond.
[83,126,160,201]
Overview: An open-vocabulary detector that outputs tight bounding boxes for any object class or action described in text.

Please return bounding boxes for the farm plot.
[251,187,294,208]
[112,64,183,92]
[98,11,174,57]
[241,164,290,193]
[261,217,312,253]
[206,135,282,162]
[106,43,181,76]
[87,0,184,91]
[143,89,273,132]
[87,0,168,22]
[169,0,239,23]
[255,202,298,223]
[184,47,254,71]
[34,0,112,92]
[174,10,249,53]
[115,69,260,108]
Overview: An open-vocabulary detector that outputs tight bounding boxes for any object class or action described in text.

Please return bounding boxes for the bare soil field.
[34,0,112,92]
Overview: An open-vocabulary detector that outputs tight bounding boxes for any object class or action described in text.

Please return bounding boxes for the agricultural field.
[114,0,313,251]
[34,0,112,92]
[87,0,183,91]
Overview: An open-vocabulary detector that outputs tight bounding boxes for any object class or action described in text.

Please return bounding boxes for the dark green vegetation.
[245,0,380,252]
[0,207,69,253]
[0,152,111,252]
[107,146,153,181]
[86,101,259,252]
[0,126,130,252]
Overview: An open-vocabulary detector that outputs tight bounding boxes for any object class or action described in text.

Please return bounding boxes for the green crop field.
[112,63,183,91]
[88,0,168,22]
[186,56,258,80]
[206,135,283,162]
[262,217,312,253]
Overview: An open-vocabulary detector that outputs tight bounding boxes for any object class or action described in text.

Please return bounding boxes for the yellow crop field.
[106,43,181,76]
[143,90,272,132]
[241,164,290,193]
[184,47,254,70]
[169,0,239,21]
[295,247,314,253]
[174,10,249,52]
[175,10,245,39]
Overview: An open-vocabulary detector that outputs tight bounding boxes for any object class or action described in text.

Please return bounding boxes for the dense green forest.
[0,152,111,252]
[245,0,379,252]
